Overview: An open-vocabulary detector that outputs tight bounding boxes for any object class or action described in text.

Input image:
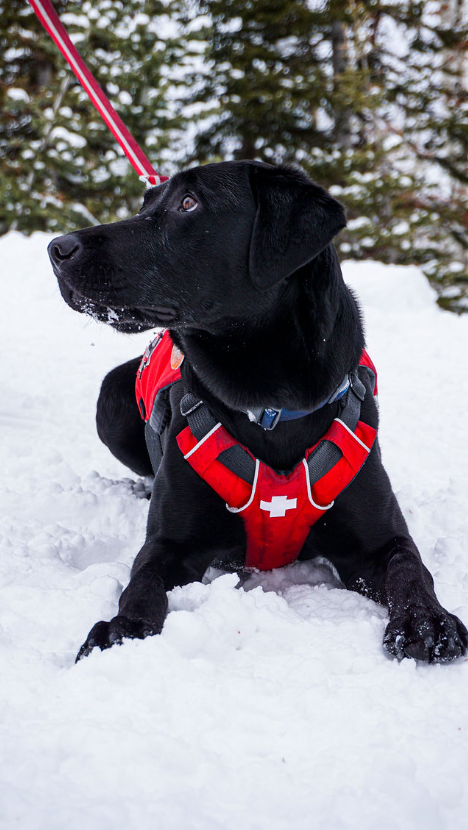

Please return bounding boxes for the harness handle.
[27,0,168,187]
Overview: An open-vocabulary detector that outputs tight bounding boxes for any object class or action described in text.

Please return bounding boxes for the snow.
[1,232,468,830]
[392,221,411,235]
[60,13,90,28]
[6,87,30,103]
[346,216,371,231]
[50,127,87,149]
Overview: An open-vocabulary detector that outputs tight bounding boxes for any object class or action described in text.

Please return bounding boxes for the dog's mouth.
[60,282,179,333]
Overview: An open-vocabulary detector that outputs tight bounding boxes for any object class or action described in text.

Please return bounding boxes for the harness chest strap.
[176,393,376,570]
[136,331,378,571]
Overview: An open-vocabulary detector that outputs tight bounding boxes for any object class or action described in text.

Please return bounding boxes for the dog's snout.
[48,233,82,267]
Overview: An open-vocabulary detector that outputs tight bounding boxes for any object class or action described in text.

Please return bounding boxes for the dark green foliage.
[0,0,186,234]
[1,0,467,309]
[192,0,468,312]
[188,0,327,161]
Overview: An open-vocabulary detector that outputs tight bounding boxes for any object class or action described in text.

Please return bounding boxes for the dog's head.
[48,161,346,333]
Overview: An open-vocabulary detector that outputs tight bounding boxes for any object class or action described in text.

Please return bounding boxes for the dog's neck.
[171,249,364,415]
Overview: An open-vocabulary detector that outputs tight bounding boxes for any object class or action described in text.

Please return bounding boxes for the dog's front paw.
[383,605,468,663]
[75,615,157,662]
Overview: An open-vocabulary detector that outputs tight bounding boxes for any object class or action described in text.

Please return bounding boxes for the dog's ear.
[248,164,346,290]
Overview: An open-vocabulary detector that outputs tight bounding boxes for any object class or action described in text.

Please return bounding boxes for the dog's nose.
[48,233,82,267]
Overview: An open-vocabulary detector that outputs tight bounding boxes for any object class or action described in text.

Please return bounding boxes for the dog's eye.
[180,195,197,212]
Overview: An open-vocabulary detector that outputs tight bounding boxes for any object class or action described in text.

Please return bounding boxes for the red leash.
[28,0,168,186]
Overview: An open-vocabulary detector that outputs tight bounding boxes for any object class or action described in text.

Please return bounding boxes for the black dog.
[48,160,468,663]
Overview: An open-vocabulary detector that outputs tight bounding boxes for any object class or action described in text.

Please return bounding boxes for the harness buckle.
[180,393,203,418]
[247,407,282,430]
[349,371,366,402]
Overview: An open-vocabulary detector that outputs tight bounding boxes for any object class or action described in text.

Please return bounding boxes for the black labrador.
[48,160,468,663]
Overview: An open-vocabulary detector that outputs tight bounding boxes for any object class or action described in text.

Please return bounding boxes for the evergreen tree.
[2,0,468,310]
[188,0,327,162]
[0,0,188,234]
[191,0,468,311]
[377,1,468,310]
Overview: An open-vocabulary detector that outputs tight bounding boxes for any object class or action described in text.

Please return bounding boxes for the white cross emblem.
[260,495,298,518]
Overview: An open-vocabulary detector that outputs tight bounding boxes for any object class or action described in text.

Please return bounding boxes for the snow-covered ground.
[1,231,468,830]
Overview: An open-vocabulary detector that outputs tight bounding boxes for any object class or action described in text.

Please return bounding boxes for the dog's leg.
[75,539,216,662]
[345,536,468,663]
[75,438,247,662]
[384,540,468,662]
[96,358,153,477]
[309,449,468,663]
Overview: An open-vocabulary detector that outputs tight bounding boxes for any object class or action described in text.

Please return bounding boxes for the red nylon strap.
[136,331,182,419]
[177,416,377,571]
[28,0,169,186]
[137,331,378,571]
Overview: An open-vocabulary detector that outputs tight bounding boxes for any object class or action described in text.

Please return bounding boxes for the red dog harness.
[136,332,378,571]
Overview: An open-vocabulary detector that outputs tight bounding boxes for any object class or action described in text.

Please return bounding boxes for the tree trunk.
[240,136,257,159]
[331,19,352,149]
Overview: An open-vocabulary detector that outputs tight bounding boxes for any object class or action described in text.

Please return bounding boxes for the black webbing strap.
[149,386,172,435]
[145,386,173,475]
[306,371,365,486]
[178,369,367,489]
[342,371,365,429]
[145,421,163,476]
[218,445,256,484]
[359,364,376,396]
[180,393,256,484]
[306,440,342,484]
[180,392,218,440]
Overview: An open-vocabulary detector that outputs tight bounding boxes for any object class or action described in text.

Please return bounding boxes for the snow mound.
[1,233,468,830]
[343,259,438,312]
